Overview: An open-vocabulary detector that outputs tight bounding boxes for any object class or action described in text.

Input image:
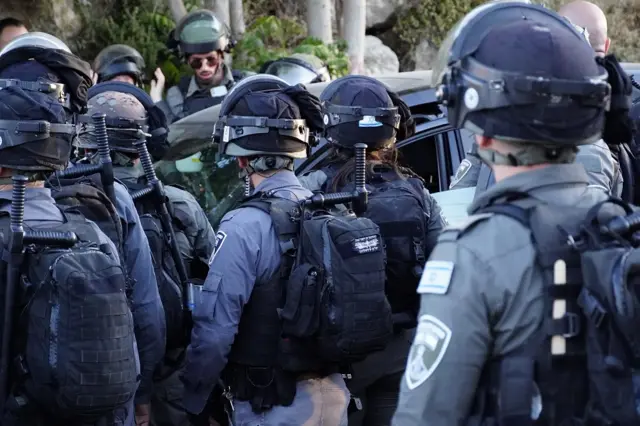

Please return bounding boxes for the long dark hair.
[324,142,404,192]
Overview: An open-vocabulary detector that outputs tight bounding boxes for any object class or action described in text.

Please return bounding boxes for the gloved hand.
[597,54,633,145]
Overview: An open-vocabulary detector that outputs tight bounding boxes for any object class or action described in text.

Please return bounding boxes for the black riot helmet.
[172,10,232,57]
[320,75,414,149]
[0,32,93,171]
[94,44,146,86]
[432,1,610,151]
[215,74,324,160]
[260,53,331,86]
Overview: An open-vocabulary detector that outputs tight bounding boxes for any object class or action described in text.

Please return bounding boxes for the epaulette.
[438,212,494,242]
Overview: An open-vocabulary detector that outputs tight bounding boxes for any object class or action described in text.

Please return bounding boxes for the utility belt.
[221,363,339,414]
[2,392,126,426]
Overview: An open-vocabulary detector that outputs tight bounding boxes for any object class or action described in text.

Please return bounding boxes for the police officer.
[260,53,332,86]
[393,3,625,425]
[94,44,146,86]
[0,32,140,425]
[298,75,447,425]
[181,75,349,425]
[64,92,168,425]
[449,8,623,198]
[157,9,237,123]
[74,82,217,426]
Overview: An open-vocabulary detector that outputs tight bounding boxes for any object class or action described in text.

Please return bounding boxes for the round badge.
[323,114,329,125]
[463,88,479,110]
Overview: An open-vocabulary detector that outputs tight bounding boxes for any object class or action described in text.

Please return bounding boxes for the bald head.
[558,1,609,56]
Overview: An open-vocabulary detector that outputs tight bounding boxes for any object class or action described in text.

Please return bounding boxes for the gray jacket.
[392,164,609,426]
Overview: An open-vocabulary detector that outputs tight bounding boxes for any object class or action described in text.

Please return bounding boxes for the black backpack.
[470,197,640,426]
[122,179,187,351]
[0,210,139,421]
[241,191,394,365]
[327,168,428,325]
[47,174,126,265]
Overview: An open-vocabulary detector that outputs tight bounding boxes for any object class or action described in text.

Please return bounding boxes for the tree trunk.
[212,0,231,26]
[166,0,188,22]
[229,0,246,39]
[342,0,365,74]
[334,0,344,39]
[306,0,333,44]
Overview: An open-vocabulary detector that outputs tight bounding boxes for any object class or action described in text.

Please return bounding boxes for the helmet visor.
[263,62,319,85]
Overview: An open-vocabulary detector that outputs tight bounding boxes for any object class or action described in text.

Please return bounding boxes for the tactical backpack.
[122,179,188,351]
[470,196,640,426]
[241,192,394,365]
[0,210,139,422]
[46,174,126,264]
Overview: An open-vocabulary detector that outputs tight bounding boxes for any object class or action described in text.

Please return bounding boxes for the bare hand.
[90,69,98,85]
[149,67,166,102]
[135,403,150,426]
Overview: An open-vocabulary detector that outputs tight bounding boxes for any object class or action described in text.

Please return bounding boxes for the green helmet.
[173,10,232,57]
[94,44,146,85]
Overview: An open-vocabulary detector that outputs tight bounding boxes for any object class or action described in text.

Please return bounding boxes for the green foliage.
[232,16,349,78]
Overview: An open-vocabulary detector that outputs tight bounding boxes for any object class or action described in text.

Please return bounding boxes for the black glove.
[187,411,210,426]
[597,54,633,145]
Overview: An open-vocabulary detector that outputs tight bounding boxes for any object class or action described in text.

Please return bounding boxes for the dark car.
[156,65,638,228]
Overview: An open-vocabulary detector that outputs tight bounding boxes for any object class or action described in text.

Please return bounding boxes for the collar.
[0,187,62,221]
[470,163,591,213]
[114,165,145,182]
[186,64,234,98]
[253,170,302,196]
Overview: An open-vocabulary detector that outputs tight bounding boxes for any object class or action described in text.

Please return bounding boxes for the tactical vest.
[467,196,640,426]
[177,76,231,119]
[222,196,330,414]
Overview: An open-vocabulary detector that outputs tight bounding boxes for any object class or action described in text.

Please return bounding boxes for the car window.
[155,149,243,229]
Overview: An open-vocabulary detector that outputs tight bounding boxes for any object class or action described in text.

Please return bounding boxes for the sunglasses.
[189,56,220,70]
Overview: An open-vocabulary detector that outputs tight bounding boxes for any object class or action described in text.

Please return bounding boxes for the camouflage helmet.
[173,9,232,57]
[75,91,148,154]
[94,44,146,85]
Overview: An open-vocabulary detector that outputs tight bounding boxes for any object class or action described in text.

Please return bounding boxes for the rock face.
[413,39,439,71]
[1,0,84,41]
[366,0,408,27]
[363,35,399,76]
[51,0,82,39]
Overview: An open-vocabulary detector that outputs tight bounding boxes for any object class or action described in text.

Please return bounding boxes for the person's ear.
[237,157,248,168]
[605,37,611,54]
[476,134,493,149]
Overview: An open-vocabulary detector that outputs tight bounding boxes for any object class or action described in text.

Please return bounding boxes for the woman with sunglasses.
[157,9,240,124]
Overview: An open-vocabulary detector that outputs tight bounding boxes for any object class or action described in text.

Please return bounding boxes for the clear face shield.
[263,61,323,86]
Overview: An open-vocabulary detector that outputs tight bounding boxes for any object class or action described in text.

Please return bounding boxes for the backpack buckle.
[560,312,581,338]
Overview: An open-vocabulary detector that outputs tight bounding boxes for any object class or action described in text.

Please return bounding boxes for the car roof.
[165,70,434,157]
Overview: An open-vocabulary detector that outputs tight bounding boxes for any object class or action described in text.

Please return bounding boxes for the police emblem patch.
[208,231,227,265]
[449,159,473,189]
[405,315,452,390]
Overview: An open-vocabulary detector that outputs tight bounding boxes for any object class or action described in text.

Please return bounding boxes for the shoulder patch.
[405,315,452,390]
[417,260,454,295]
[450,159,473,188]
[208,231,227,265]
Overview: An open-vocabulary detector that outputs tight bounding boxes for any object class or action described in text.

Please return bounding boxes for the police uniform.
[161,67,234,123]
[111,180,167,409]
[394,4,624,425]
[159,10,236,123]
[0,32,146,426]
[451,140,623,196]
[182,75,350,425]
[114,165,216,426]
[393,165,607,425]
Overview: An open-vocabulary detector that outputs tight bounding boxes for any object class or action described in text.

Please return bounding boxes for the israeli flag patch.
[417,261,454,295]
[358,115,382,128]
